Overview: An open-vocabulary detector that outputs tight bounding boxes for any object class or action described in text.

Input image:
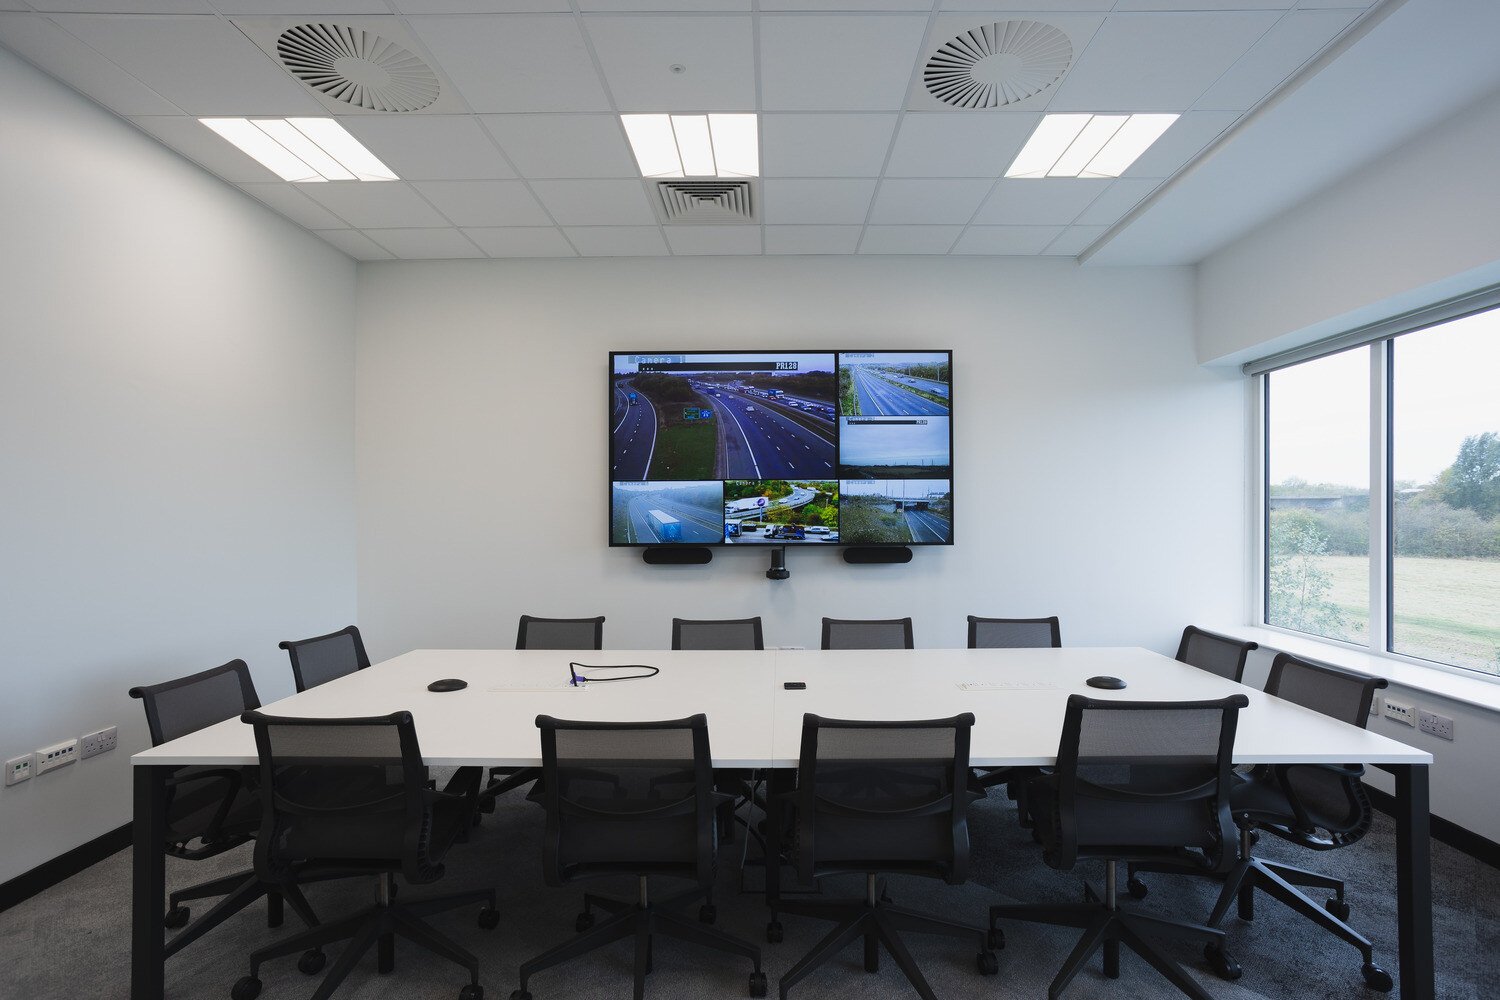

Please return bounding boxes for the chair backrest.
[1175,626,1258,683]
[241,710,439,883]
[279,625,370,693]
[671,617,764,650]
[517,614,605,650]
[535,714,715,888]
[794,713,975,885]
[130,660,260,747]
[1265,652,1386,728]
[967,615,1061,649]
[1050,694,1248,871]
[821,617,914,650]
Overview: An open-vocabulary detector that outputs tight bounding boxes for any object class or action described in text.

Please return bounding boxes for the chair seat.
[1028,776,1221,870]
[166,768,261,850]
[1230,771,1295,824]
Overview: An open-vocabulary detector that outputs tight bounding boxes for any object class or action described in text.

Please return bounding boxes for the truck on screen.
[724,495,769,516]
[648,509,680,542]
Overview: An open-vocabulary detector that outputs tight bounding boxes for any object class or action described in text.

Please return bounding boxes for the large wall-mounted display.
[610,351,952,547]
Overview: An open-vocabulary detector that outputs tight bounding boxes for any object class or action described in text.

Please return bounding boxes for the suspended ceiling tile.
[28,1,212,11]
[406,15,609,112]
[463,226,577,257]
[364,227,486,259]
[1197,7,1358,111]
[1072,177,1161,227]
[298,181,451,228]
[482,114,637,179]
[580,1,749,14]
[764,0,931,9]
[951,226,1062,254]
[972,178,1108,226]
[411,180,552,227]
[884,112,1039,178]
[1121,110,1239,178]
[1047,11,1282,113]
[663,225,762,255]
[211,1,392,13]
[1112,0,1291,10]
[529,179,657,226]
[867,178,994,225]
[563,226,670,256]
[585,14,755,112]
[857,226,962,254]
[338,115,517,181]
[760,114,898,178]
[313,229,395,259]
[937,0,1113,10]
[1040,225,1107,256]
[54,14,325,115]
[0,14,181,116]
[764,225,864,255]
[390,1,570,12]
[238,182,351,229]
[759,14,929,111]
[761,179,878,225]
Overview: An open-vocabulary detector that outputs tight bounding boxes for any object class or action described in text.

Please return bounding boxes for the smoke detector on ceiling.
[276,23,440,112]
[655,180,756,224]
[924,20,1073,110]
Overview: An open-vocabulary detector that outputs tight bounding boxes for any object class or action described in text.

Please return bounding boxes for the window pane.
[1265,349,1370,643]
[1391,311,1500,675]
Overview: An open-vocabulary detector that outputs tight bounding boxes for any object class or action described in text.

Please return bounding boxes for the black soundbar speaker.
[642,547,713,565]
[843,546,912,565]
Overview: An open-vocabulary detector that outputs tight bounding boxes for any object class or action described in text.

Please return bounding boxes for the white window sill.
[1209,625,1500,715]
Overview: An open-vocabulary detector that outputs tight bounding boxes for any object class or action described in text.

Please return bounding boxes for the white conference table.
[131,647,1434,999]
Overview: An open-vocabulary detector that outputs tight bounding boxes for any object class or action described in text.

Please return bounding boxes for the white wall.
[355,256,1245,662]
[0,47,358,882]
[1197,84,1500,366]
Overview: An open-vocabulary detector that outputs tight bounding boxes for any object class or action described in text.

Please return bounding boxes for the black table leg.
[764,768,794,911]
[1381,762,1433,1000]
[132,765,169,1000]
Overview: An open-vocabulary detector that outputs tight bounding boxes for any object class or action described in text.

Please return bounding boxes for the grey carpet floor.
[2,791,1496,1000]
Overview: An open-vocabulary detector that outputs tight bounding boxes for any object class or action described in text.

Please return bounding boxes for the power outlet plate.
[36,739,78,774]
[5,754,34,786]
[1418,710,1454,741]
[80,726,118,760]
[1383,699,1416,727]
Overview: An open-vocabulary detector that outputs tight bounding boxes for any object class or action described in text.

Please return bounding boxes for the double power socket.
[1376,697,1455,741]
[5,726,117,786]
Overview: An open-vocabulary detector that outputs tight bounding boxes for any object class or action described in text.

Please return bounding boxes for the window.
[1261,302,1500,677]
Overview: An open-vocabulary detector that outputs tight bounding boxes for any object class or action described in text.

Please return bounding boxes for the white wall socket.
[1417,710,1454,741]
[1383,699,1416,727]
[80,726,118,760]
[36,739,78,774]
[5,754,34,786]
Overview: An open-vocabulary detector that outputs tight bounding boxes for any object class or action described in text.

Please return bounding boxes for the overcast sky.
[1268,309,1500,488]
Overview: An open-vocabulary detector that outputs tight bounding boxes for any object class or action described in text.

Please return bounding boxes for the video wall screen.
[610,351,952,546]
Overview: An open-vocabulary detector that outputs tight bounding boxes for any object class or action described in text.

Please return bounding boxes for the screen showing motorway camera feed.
[610,351,951,546]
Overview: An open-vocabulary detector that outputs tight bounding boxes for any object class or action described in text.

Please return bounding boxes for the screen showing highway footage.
[610,350,950,546]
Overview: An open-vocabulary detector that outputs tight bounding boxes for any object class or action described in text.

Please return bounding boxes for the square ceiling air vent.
[655,180,757,224]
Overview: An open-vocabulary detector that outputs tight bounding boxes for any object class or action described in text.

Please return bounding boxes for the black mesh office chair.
[990,695,1248,1000]
[672,616,764,650]
[821,617,913,650]
[1176,626,1258,683]
[516,614,605,650]
[280,626,371,693]
[129,661,320,958]
[231,711,497,1000]
[770,713,997,1000]
[967,615,1061,649]
[481,615,607,810]
[511,714,766,1000]
[1202,653,1392,992]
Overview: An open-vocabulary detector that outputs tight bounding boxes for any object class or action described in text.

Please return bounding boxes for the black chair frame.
[1175,626,1258,683]
[966,615,1062,648]
[280,625,371,694]
[819,617,914,650]
[671,616,765,650]
[516,614,605,650]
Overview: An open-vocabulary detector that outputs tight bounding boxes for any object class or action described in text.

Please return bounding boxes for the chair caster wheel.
[231,976,262,1000]
[164,905,190,929]
[749,971,768,997]
[766,920,783,943]
[699,904,717,925]
[1204,944,1241,981]
[987,927,1005,951]
[478,907,500,930]
[1361,963,1393,992]
[1325,898,1351,921]
[1127,877,1148,900]
[977,951,999,975]
[575,912,594,932]
[459,986,483,1000]
[298,949,327,975]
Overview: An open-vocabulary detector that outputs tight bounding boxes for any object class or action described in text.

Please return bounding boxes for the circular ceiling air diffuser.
[924,20,1072,110]
[277,23,440,113]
